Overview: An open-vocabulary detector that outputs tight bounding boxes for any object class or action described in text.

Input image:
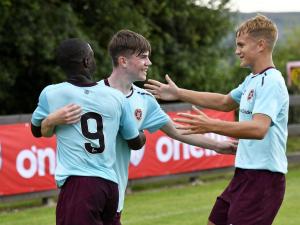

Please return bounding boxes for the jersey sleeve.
[252,77,281,123]
[142,96,170,133]
[31,88,50,127]
[119,98,140,140]
[230,77,249,104]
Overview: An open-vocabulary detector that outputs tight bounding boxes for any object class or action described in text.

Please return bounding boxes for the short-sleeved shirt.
[230,68,289,174]
[31,82,139,187]
[99,80,170,212]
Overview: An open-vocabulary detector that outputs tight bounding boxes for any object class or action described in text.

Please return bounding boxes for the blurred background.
[1,0,300,115]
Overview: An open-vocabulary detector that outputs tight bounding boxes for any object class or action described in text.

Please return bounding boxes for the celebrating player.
[40,30,237,225]
[145,15,289,225]
[31,38,146,225]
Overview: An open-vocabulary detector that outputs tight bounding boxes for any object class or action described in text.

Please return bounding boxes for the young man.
[41,30,237,225]
[145,15,289,225]
[31,38,146,225]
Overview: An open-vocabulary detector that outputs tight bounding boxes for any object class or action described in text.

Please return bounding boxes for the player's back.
[33,82,131,187]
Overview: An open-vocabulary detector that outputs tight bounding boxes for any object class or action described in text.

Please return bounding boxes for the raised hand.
[144,74,179,101]
[174,106,215,135]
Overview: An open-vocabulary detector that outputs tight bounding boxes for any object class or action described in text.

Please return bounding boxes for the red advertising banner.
[129,109,235,179]
[0,123,57,196]
[0,110,235,196]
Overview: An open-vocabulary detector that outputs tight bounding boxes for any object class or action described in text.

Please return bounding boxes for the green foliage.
[274,27,300,94]
[0,0,233,115]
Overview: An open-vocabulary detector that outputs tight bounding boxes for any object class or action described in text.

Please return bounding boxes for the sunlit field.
[1,164,300,225]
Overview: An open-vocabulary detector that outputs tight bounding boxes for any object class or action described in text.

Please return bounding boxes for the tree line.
[0,0,299,115]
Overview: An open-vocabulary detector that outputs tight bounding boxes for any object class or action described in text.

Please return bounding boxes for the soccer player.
[31,38,146,225]
[145,15,289,225]
[40,30,237,225]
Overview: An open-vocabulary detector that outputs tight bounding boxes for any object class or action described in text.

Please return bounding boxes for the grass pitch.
[1,165,300,225]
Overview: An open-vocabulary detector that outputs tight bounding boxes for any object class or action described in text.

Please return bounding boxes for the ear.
[118,56,127,68]
[83,57,89,68]
[257,39,266,52]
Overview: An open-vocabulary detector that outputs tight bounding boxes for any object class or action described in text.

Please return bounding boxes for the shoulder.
[263,69,286,87]
[41,82,66,95]
[132,85,154,98]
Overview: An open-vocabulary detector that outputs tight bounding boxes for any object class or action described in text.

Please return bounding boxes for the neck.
[251,53,275,74]
[107,69,133,95]
[67,73,94,84]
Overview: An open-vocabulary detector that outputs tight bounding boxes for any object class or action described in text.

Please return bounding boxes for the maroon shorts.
[56,176,119,225]
[112,212,122,225]
[209,168,285,225]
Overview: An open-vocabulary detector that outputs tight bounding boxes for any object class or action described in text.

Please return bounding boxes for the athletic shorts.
[209,168,285,225]
[56,176,119,225]
[112,212,122,225]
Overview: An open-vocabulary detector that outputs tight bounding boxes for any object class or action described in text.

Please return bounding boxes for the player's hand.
[174,106,215,134]
[144,74,179,101]
[215,139,238,155]
[48,103,82,126]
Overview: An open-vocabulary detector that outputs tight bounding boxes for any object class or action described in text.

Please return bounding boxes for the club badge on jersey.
[247,89,255,103]
[134,109,143,121]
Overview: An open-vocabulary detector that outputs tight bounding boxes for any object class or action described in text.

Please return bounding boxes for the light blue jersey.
[31,82,139,187]
[99,80,170,212]
[230,68,289,174]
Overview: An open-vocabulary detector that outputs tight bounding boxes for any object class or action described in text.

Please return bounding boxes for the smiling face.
[126,51,152,82]
[235,32,260,69]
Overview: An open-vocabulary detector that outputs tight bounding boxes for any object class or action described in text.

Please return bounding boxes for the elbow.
[252,127,269,140]
[31,123,42,138]
[127,132,146,150]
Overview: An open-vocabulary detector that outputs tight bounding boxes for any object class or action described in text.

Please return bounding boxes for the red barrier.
[0,109,235,196]
[129,109,235,179]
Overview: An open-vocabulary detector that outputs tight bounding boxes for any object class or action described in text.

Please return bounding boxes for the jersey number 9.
[81,112,105,154]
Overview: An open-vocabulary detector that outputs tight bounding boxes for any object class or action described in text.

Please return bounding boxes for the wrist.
[43,115,56,127]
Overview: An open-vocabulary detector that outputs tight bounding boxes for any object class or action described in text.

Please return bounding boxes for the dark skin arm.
[127,131,146,150]
[31,123,42,137]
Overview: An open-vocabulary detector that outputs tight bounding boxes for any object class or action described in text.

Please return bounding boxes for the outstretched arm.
[145,74,239,112]
[41,104,82,137]
[160,121,237,155]
[175,106,271,139]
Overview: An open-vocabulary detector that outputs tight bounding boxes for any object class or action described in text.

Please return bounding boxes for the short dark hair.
[56,38,90,72]
[108,30,151,67]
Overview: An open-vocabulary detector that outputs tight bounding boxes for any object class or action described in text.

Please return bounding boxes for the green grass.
[287,136,300,153]
[1,165,300,225]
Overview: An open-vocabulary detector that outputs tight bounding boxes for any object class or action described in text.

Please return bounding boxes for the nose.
[235,47,240,56]
[146,58,152,66]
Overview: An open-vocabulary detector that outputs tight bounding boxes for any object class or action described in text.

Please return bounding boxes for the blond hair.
[236,14,278,51]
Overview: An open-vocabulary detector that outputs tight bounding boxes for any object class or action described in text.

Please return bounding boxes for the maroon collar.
[67,80,97,87]
[252,66,275,77]
[104,78,110,87]
[104,79,134,98]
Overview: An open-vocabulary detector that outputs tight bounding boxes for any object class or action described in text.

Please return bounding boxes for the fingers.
[144,83,159,90]
[176,113,198,119]
[192,106,207,117]
[174,124,196,130]
[165,74,175,86]
[174,117,198,125]
[146,79,163,87]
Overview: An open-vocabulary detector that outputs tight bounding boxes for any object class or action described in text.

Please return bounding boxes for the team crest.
[134,109,143,120]
[247,89,255,102]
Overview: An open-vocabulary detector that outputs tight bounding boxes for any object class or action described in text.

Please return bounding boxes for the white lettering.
[156,137,173,162]
[156,134,229,163]
[16,146,56,179]
[16,149,37,179]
